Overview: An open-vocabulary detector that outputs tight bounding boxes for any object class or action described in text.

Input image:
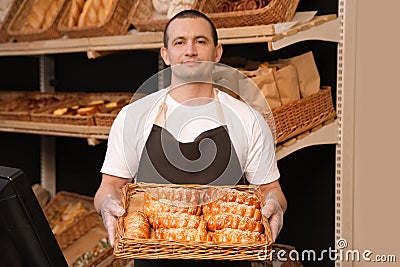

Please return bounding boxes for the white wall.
[352,0,400,266]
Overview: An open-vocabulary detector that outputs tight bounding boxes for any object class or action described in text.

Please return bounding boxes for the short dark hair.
[163,10,218,48]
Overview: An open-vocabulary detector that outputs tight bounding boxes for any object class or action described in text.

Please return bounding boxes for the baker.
[94,9,287,266]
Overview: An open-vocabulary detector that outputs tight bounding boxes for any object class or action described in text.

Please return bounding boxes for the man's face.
[161,18,222,83]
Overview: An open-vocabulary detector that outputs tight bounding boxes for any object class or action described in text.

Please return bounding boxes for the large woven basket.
[272,86,336,144]
[44,191,98,249]
[114,183,273,261]
[57,0,132,38]
[200,0,300,28]
[128,0,204,32]
[0,0,24,42]
[7,0,67,42]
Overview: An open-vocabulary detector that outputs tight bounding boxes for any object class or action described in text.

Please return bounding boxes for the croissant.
[124,211,151,239]
[205,213,264,233]
[152,227,210,241]
[209,229,266,243]
[202,200,262,221]
[150,212,207,230]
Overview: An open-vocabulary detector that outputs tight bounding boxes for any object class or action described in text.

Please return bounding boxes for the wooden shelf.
[0,120,110,144]
[0,15,339,56]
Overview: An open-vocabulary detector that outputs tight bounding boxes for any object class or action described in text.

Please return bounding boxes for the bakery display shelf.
[275,119,338,160]
[0,15,338,56]
[0,119,110,143]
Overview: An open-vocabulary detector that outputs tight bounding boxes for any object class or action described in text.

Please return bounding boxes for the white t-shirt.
[101,89,279,185]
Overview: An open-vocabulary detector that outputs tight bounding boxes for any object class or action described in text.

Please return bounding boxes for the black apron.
[135,90,250,267]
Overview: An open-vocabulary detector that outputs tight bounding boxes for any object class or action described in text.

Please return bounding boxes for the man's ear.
[215,44,223,63]
[160,47,170,66]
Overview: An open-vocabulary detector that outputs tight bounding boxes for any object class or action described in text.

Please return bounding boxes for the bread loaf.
[124,211,151,239]
[23,0,53,31]
[68,0,86,27]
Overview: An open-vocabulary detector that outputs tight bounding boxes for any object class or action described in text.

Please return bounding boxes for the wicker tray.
[44,191,97,249]
[114,183,273,261]
[200,0,300,28]
[272,86,336,144]
[57,0,132,38]
[31,92,133,126]
[128,0,204,32]
[0,91,73,122]
[94,92,148,127]
[7,0,67,42]
[0,0,24,42]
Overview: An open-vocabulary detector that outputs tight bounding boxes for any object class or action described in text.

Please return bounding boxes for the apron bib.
[135,89,250,267]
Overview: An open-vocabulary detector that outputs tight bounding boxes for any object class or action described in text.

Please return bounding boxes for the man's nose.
[185,41,197,56]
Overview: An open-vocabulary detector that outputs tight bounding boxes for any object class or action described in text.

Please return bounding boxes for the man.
[94,9,286,265]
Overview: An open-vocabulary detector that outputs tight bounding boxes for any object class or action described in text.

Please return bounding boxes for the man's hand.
[100,194,125,247]
[261,192,284,242]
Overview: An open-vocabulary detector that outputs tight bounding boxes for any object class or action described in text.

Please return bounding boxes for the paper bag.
[272,64,301,105]
[279,51,320,97]
[250,68,282,109]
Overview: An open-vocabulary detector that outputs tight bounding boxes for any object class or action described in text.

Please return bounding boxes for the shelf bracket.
[39,55,56,197]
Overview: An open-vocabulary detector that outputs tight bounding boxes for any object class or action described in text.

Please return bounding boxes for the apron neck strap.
[154,89,226,127]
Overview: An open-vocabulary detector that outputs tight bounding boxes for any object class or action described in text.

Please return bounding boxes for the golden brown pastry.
[77,0,94,27]
[150,211,206,230]
[205,213,264,233]
[203,188,261,209]
[23,0,53,31]
[68,0,86,27]
[209,228,266,243]
[42,0,59,29]
[124,211,151,239]
[152,227,210,241]
[143,198,202,217]
[202,200,262,221]
[144,187,200,205]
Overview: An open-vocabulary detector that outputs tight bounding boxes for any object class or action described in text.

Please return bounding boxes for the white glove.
[100,194,125,247]
[261,192,283,242]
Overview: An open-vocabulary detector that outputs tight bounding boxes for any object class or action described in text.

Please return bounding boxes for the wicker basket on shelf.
[0,91,73,122]
[57,0,132,38]
[272,86,336,144]
[31,92,134,126]
[200,0,300,28]
[114,183,273,261]
[128,0,204,32]
[44,191,99,249]
[0,0,24,42]
[7,0,68,42]
[94,92,148,127]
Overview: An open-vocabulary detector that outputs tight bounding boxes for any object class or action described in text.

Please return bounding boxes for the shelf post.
[39,55,57,197]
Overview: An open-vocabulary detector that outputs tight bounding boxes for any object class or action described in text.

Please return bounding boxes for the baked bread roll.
[68,0,86,27]
[150,211,207,230]
[205,213,264,233]
[209,228,266,243]
[152,0,171,14]
[203,188,261,209]
[202,200,262,221]
[143,198,202,217]
[23,0,53,31]
[152,227,210,241]
[124,211,151,239]
[167,0,196,19]
[144,187,200,205]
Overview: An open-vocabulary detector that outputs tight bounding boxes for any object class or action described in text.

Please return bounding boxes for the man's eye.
[174,41,184,45]
[197,40,206,44]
